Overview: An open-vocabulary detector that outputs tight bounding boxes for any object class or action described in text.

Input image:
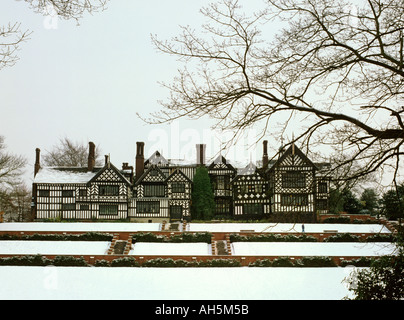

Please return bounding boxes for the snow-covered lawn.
[129,242,211,256]
[0,266,356,300]
[0,241,110,255]
[0,222,390,234]
[0,222,161,232]
[232,242,397,257]
[188,223,390,233]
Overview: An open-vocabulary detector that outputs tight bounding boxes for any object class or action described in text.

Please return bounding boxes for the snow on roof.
[238,162,257,175]
[33,167,98,184]
[145,151,169,166]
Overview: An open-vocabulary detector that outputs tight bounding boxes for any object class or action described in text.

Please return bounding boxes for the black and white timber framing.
[32,141,330,222]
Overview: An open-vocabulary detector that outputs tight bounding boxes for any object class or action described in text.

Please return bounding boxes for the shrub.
[365,234,395,242]
[198,259,241,267]
[322,217,351,224]
[0,232,113,241]
[132,232,166,242]
[0,255,51,266]
[94,259,111,267]
[230,233,317,242]
[110,257,139,267]
[249,259,273,267]
[324,233,361,242]
[340,257,374,267]
[53,255,88,266]
[271,257,295,267]
[297,256,336,267]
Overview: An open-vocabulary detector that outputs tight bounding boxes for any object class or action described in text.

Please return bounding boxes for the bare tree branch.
[144,0,404,186]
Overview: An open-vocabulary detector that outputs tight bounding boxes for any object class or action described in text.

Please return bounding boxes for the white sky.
[1,0,274,186]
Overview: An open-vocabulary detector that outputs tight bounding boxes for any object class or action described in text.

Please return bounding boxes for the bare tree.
[43,137,102,167]
[146,0,404,186]
[24,0,109,21]
[1,0,108,70]
[0,136,27,188]
[0,23,31,70]
[0,136,28,221]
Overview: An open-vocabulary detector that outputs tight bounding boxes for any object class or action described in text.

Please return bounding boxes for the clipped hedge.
[249,256,336,267]
[0,255,89,266]
[0,254,51,266]
[340,257,374,267]
[324,233,361,242]
[230,233,317,242]
[52,255,88,266]
[141,258,241,268]
[322,217,351,224]
[110,257,140,267]
[296,256,337,267]
[365,234,395,242]
[132,232,212,244]
[0,232,113,241]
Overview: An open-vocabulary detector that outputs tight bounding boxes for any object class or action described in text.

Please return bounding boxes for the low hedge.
[249,256,337,267]
[323,233,361,242]
[0,254,51,266]
[132,232,212,244]
[0,255,87,266]
[230,233,317,242]
[110,257,140,267]
[340,257,374,267]
[322,217,351,224]
[0,232,113,241]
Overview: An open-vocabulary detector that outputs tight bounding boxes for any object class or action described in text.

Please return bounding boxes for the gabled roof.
[88,162,131,186]
[231,161,266,184]
[208,155,237,172]
[267,144,317,172]
[165,168,192,183]
[135,164,167,185]
[144,151,168,166]
[239,162,257,175]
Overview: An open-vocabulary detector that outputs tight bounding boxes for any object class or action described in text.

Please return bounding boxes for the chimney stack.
[34,148,41,177]
[196,144,206,166]
[88,142,95,171]
[135,142,145,182]
[262,140,269,169]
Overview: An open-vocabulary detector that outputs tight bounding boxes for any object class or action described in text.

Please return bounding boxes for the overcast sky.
[1,0,275,185]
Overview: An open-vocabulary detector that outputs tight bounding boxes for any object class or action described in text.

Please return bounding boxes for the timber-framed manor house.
[32,141,331,222]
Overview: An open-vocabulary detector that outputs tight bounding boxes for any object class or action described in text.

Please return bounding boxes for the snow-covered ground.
[129,242,211,256]
[0,222,161,232]
[0,241,110,255]
[0,266,357,300]
[232,242,397,257]
[188,223,390,233]
[0,222,390,234]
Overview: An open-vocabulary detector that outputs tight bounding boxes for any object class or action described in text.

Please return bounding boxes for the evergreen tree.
[380,185,404,220]
[191,166,215,220]
[360,188,379,216]
[345,239,404,300]
[342,189,362,215]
